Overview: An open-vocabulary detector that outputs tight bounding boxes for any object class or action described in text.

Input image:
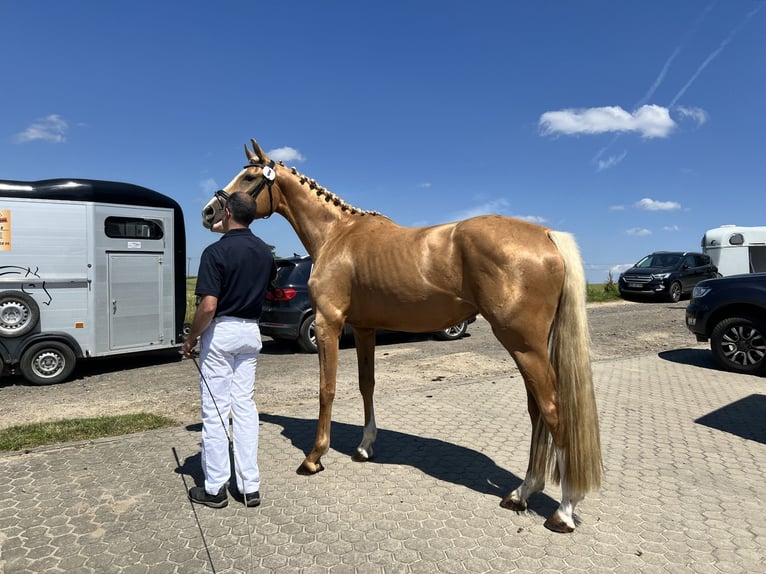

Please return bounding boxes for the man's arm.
[182,295,218,357]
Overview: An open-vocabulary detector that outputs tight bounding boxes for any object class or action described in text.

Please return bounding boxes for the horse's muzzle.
[202,205,216,229]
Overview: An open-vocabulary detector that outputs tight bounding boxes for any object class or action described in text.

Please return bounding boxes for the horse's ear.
[246,138,271,165]
[245,142,257,163]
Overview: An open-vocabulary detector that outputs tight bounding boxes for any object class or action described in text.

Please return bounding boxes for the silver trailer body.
[701,225,766,277]
[0,179,186,384]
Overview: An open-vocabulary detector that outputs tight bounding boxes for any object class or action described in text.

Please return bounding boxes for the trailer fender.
[17,333,83,360]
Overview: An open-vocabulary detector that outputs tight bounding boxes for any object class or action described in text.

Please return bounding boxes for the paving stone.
[0,354,764,572]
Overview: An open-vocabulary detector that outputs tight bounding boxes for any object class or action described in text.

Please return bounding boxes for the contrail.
[638,0,717,107]
[670,1,766,107]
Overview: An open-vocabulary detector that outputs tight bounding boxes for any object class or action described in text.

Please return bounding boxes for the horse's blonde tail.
[547,230,602,496]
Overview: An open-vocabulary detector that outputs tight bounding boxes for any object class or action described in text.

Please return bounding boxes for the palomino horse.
[202,140,602,533]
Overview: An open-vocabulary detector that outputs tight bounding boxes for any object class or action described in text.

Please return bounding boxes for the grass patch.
[0,413,178,452]
[587,282,622,303]
[185,276,197,325]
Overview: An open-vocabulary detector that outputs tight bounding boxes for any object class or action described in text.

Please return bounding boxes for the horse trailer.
[701,225,766,277]
[0,179,186,385]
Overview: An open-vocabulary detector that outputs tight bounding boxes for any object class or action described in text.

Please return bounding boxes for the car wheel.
[433,321,468,341]
[0,291,40,338]
[297,313,318,353]
[667,282,682,303]
[710,316,766,375]
[19,341,77,385]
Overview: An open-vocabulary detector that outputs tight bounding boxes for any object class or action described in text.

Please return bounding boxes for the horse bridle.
[214,160,277,219]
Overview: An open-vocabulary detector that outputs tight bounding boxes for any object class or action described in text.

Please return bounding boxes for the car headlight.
[653,272,671,279]
[692,285,711,299]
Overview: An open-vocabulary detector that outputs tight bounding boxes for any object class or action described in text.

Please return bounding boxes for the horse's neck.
[275,172,344,258]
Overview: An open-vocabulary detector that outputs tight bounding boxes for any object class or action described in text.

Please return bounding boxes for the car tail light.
[266,288,297,301]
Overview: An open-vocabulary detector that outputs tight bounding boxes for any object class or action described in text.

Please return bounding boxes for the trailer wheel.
[0,291,40,338]
[19,341,76,385]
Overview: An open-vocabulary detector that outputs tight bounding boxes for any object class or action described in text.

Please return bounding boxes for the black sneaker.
[189,486,228,508]
[244,491,261,508]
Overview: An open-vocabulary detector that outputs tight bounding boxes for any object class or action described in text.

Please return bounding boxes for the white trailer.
[701,225,766,277]
[0,179,186,384]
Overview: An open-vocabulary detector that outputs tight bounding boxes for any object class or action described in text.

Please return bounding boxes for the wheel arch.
[13,333,84,364]
[706,303,766,337]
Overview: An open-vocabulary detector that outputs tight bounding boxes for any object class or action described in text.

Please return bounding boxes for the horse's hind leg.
[352,327,377,461]
[500,393,547,511]
[502,348,582,533]
[543,448,583,533]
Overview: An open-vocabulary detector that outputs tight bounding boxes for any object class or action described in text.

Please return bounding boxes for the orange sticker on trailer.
[0,209,10,251]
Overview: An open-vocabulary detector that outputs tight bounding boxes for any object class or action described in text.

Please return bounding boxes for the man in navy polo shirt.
[183,191,276,508]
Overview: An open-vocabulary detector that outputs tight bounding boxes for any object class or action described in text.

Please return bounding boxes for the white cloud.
[515,214,548,224]
[268,146,305,163]
[596,151,627,172]
[675,106,708,126]
[200,178,218,193]
[14,114,68,143]
[663,225,680,232]
[611,263,634,276]
[626,227,652,236]
[539,104,676,139]
[635,197,681,211]
[452,198,510,220]
[608,204,626,211]
[418,182,432,189]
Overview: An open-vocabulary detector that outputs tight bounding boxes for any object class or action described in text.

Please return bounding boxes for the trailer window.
[105,217,164,239]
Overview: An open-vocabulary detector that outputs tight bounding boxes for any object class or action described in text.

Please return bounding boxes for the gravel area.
[0,299,704,430]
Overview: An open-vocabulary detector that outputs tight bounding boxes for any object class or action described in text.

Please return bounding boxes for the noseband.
[214,160,276,219]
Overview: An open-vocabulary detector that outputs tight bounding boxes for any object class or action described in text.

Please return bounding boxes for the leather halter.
[214,160,276,219]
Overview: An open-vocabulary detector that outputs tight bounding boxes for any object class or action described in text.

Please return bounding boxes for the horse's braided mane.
[281,162,384,217]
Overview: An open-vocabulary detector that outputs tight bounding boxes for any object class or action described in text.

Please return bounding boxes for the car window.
[274,261,312,287]
[639,254,680,268]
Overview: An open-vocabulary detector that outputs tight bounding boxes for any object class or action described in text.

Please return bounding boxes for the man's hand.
[182,338,199,358]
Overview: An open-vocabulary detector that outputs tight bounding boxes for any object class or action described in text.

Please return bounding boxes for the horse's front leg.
[351,327,376,462]
[297,317,341,475]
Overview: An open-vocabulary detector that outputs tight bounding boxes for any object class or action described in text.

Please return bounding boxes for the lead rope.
[191,354,257,574]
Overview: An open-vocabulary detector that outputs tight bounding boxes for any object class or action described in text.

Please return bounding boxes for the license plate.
[628,283,642,288]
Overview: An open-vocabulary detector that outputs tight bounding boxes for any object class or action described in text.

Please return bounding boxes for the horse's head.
[201,139,278,231]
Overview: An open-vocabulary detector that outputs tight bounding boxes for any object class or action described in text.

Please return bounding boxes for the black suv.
[686,273,766,375]
[618,251,719,302]
[260,256,474,353]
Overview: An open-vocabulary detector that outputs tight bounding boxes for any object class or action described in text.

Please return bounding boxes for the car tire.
[19,341,77,385]
[433,321,468,341]
[0,291,40,338]
[710,316,766,375]
[297,313,318,353]
[667,282,682,303]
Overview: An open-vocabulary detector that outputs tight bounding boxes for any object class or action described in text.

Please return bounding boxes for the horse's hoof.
[500,497,527,511]
[352,447,373,462]
[543,516,575,534]
[296,460,324,475]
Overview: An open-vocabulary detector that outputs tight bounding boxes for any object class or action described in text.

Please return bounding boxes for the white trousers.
[198,316,262,495]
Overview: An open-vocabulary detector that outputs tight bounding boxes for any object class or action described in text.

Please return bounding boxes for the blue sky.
[2,1,764,282]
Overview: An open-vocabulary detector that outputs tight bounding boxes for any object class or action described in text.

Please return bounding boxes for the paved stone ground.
[0,349,764,573]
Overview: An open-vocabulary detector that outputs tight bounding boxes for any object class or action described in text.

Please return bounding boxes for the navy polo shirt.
[195,228,277,320]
